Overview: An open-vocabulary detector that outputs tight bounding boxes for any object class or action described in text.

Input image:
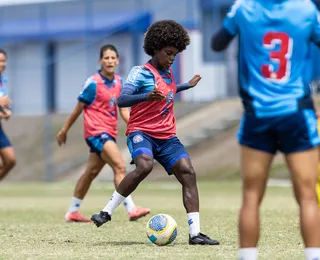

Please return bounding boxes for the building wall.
[5,43,46,115]
[1,0,231,115]
[180,30,227,102]
[55,34,135,113]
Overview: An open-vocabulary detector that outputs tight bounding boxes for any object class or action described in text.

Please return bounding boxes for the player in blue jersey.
[212,0,320,259]
[0,48,16,182]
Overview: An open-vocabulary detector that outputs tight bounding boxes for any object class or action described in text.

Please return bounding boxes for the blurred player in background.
[91,20,219,246]
[317,119,320,205]
[0,48,16,182]
[212,0,320,259]
[56,44,150,222]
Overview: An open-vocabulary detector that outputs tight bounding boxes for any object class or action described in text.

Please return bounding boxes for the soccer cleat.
[91,211,111,227]
[189,233,220,245]
[65,211,92,223]
[128,206,151,221]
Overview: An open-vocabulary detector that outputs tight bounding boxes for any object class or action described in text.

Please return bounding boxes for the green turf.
[0,181,304,260]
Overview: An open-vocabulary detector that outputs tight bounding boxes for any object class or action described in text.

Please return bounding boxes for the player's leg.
[91,132,154,227]
[0,128,16,181]
[155,136,219,245]
[286,149,320,249]
[99,139,150,220]
[65,152,105,222]
[316,148,320,205]
[316,119,320,205]
[237,114,277,260]
[239,146,273,254]
[0,147,16,181]
[279,109,320,259]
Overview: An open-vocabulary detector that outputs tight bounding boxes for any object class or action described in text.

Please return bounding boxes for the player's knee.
[113,162,126,177]
[294,178,317,205]
[136,160,153,179]
[242,190,261,208]
[297,187,317,204]
[85,167,101,180]
[5,157,16,170]
[179,165,196,183]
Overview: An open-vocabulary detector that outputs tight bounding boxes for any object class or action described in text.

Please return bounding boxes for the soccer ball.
[146,214,178,246]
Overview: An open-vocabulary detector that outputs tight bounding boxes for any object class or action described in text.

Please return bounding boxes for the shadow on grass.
[91,241,146,246]
[90,241,188,246]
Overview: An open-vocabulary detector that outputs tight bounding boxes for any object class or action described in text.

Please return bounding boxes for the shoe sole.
[65,220,92,223]
[91,217,104,227]
[65,217,92,223]
[189,241,220,245]
[129,211,150,221]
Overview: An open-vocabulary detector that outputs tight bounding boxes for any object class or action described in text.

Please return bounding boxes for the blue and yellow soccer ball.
[146,214,178,246]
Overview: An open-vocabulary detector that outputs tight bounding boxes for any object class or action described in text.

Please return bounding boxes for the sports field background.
[1,1,320,259]
[0,181,304,260]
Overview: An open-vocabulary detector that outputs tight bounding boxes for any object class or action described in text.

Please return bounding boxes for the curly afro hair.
[143,20,190,56]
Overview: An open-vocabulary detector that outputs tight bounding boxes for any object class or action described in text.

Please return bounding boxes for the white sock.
[68,197,82,213]
[238,248,258,260]
[102,190,126,215]
[305,248,320,260]
[187,212,200,237]
[123,195,136,213]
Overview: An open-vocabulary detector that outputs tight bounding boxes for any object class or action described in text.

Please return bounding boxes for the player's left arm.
[311,5,320,48]
[0,97,12,120]
[1,107,12,120]
[211,28,235,51]
[176,75,202,93]
[0,96,11,108]
[0,93,12,120]
[211,0,240,52]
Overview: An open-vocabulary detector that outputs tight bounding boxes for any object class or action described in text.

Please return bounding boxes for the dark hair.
[99,44,118,58]
[143,20,190,56]
[0,48,7,57]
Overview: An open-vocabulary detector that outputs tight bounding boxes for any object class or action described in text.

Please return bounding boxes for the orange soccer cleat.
[128,206,151,221]
[65,211,92,223]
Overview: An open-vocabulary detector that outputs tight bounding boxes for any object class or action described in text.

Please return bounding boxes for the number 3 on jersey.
[261,32,293,83]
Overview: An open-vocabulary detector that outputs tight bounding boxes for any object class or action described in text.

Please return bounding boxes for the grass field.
[0,180,305,260]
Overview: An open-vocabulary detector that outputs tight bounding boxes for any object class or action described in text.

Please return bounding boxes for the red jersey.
[83,73,122,139]
[126,63,177,139]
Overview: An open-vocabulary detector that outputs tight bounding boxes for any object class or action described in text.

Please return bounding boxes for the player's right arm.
[117,66,165,108]
[56,78,96,146]
[211,0,241,52]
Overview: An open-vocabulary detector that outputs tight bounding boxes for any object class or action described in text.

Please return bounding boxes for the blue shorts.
[127,131,190,174]
[238,109,320,154]
[0,125,11,149]
[85,132,116,157]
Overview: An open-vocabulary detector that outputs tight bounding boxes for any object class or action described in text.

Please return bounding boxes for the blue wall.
[0,0,199,114]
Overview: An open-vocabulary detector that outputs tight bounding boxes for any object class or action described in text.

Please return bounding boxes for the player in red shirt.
[91,21,219,245]
[56,44,150,222]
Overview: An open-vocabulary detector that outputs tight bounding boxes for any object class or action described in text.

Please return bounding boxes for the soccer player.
[56,44,150,222]
[91,20,219,246]
[0,48,16,182]
[211,0,320,259]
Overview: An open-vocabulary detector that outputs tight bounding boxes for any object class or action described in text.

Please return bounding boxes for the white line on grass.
[267,178,291,187]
